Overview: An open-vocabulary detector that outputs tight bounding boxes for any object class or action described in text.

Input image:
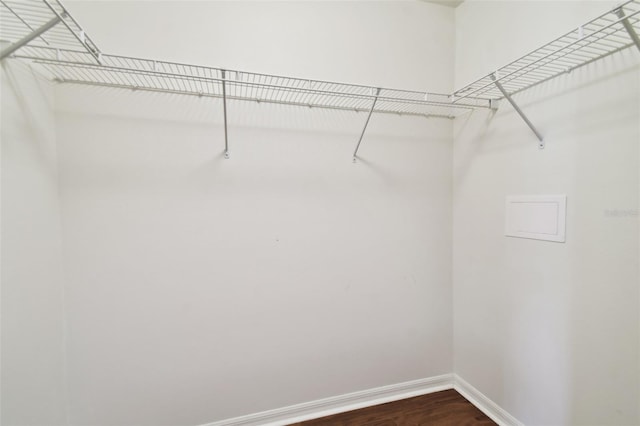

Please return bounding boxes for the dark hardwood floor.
[289,389,496,426]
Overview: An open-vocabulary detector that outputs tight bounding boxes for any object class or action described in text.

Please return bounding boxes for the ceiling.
[422,0,465,8]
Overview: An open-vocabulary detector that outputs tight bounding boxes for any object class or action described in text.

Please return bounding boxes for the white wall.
[454,1,640,425]
[1,62,68,424]
[53,2,455,424]
[64,0,455,93]
[5,2,637,425]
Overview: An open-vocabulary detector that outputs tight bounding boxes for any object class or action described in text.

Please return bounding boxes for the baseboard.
[453,374,524,426]
[201,374,454,426]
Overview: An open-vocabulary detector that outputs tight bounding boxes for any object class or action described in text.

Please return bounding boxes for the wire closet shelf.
[0,2,491,120]
[453,0,640,102]
[9,46,490,119]
[0,0,99,60]
[1,0,640,150]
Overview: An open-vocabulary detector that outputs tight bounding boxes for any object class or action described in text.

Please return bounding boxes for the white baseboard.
[201,373,525,426]
[454,374,524,426]
[201,374,454,426]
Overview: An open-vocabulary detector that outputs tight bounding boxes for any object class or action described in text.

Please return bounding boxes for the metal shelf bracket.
[0,15,62,61]
[222,69,229,159]
[352,88,381,162]
[615,7,640,52]
[490,73,545,149]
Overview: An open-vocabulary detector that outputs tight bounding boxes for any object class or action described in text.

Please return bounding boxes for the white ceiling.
[422,0,465,8]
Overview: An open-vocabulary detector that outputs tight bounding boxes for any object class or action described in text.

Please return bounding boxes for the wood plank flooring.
[289,389,496,426]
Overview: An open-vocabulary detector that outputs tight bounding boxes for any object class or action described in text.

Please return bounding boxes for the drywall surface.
[53,2,454,424]
[454,1,640,425]
[1,62,68,424]
[55,91,453,426]
[64,0,455,93]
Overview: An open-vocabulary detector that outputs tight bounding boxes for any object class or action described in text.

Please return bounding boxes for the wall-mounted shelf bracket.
[615,7,640,52]
[0,15,62,60]
[352,88,381,162]
[222,69,229,159]
[490,73,545,149]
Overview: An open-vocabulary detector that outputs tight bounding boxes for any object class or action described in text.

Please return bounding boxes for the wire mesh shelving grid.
[12,46,487,118]
[1,0,100,61]
[2,0,640,122]
[453,0,640,102]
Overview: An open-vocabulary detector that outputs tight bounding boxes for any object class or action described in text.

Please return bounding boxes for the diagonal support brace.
[615,7,640,53]
[490,73,545,149]
[0,16,62,60]
[222,70,229,159]
[352,88,381,162]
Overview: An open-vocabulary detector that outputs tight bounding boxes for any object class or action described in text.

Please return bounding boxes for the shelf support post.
[352,88,381,162]
[614,7,640,53]
[0,16,62,61]
[222,70,229,159]
[490,73,545,149]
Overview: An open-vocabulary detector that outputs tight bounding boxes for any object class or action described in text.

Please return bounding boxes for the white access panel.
[505,195,567,242]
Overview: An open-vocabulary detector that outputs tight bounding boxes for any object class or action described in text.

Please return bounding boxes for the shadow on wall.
[53,81,453,196]
[53,82,445,141]
[454,47,640,179]
[55,116,448,198]
[511,49,640,137]
[1,62,58,182]
[452,107,496,187]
